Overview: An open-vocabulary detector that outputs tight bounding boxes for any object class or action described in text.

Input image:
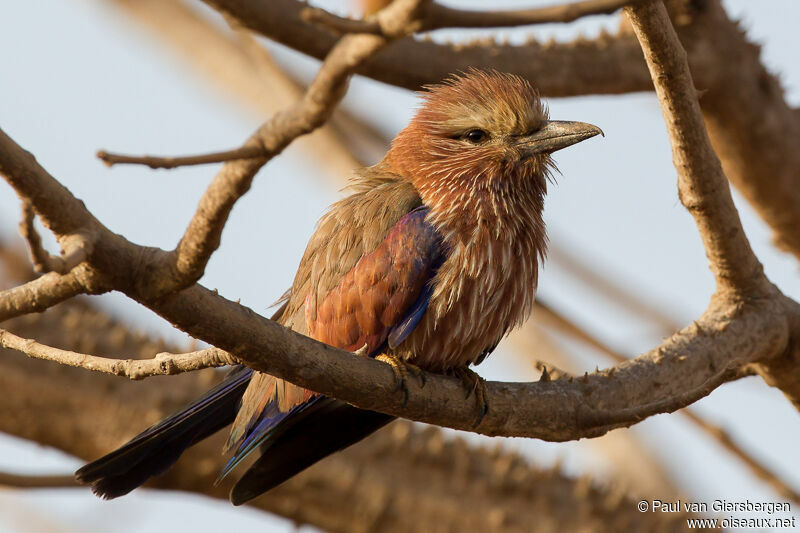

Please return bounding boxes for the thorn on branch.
[96,146,266,170]
[534,360,572,381]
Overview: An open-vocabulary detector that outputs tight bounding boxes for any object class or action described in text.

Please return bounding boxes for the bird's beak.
[516,120,603,156]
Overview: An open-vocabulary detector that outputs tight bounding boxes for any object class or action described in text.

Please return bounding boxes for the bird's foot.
[375,353,425,406]
[450,366,489,427]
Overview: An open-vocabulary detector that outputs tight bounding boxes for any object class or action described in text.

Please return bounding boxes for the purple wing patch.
[308,205,444,356]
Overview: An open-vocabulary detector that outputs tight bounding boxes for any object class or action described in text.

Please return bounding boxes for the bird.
[75,69,602,505]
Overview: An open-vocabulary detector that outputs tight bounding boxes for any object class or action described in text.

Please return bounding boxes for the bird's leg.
[450,366,489,427]
[370,353,426,406]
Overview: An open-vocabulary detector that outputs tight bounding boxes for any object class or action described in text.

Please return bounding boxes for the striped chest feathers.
[394,182,546,371]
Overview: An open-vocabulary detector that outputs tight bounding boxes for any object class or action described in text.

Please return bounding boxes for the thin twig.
[96,146,265,170]
[0,471,79,488]
[19,201,58,273]
[423,0,643,30]
[169,0,426,292]
[0,329,235,379]
[18,201,88,274]
[0,270,92,322]
[303,0,643,35]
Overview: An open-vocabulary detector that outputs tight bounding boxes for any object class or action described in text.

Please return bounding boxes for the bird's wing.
[223,176,442,463]
[307,204,444,353]
[281,171,423,333]
[220,204,443,481]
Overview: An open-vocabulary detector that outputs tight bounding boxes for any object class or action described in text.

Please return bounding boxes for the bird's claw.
[352,343,370,358]
[375,353,425,406]
[451,366,489,427]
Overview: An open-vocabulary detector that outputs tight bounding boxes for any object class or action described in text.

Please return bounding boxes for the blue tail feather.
[216,396,323,483]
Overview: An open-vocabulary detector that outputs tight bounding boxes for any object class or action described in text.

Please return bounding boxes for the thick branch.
[533,300,799,506]
[0,299,683,532]
[0,123,794,440]
[626,1,766,296]
[148,283,789,439]
[203,0,652,96]
[0,131,100,238]
[680,0,800,261]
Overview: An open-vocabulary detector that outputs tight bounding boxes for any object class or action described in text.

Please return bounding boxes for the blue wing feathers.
[387,282,433,349]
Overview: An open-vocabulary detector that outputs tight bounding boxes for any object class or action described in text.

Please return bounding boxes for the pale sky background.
[1,1,800,531]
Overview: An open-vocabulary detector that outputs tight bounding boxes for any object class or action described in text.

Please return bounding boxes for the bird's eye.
[464,129,488,144]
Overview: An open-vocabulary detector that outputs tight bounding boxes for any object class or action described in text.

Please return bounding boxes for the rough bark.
[0,297,690,532]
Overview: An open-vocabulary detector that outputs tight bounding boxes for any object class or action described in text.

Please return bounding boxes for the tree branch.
[203,0,652,96]
[422,0,642,30]
[533,300,800,506]
[0,109,795,443]
[18,201,89,274]
[678,0,800,262]
[96,146,264,169]
[0,270,91,322]
[169,0,423,291]
[206,0,800,265]
[146,281,789,439]
[0,296,686,532]
[626,1,766,296]
[0,0,797,442]
[303,0,643,35]
[0,329,234,379]
[0,472,79,489]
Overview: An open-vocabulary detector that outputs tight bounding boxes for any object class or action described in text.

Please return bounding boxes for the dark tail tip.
[75,366,251,499]
[229,398,393,505]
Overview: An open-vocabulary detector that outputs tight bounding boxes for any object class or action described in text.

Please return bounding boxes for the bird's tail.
[75,365,253,499]
[229,397,394,505]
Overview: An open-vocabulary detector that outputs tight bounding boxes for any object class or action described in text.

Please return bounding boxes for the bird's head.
[386,70,601,235]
